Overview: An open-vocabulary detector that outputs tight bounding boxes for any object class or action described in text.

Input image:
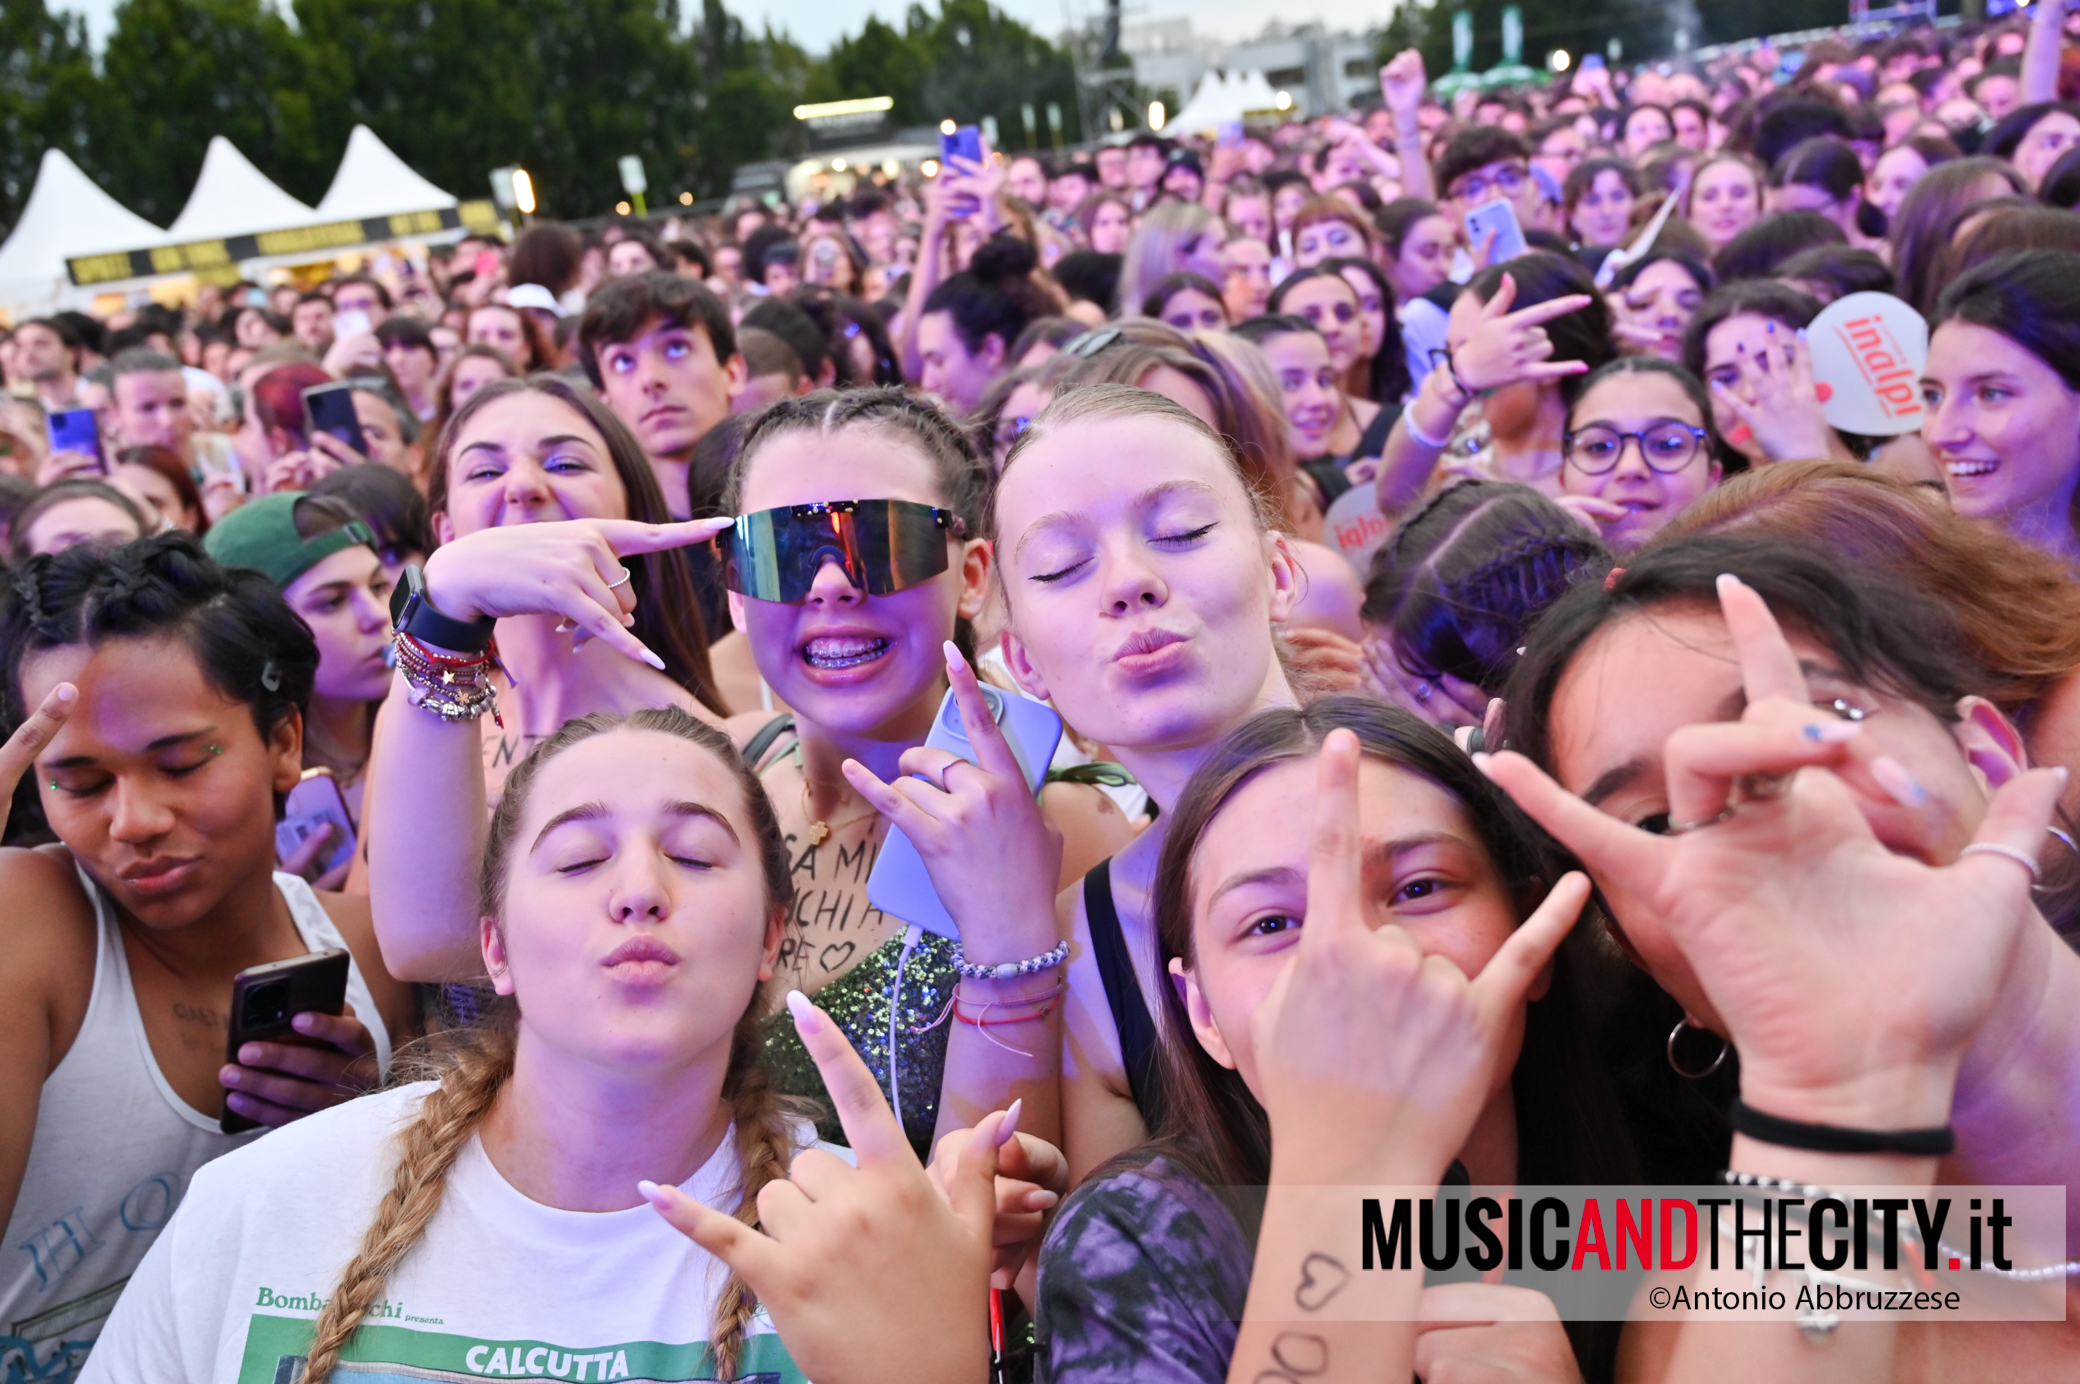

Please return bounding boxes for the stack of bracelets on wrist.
[395,632,503,726]
[950,939,1071,1028]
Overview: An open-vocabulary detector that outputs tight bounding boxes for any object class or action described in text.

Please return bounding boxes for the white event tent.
[0,128,476,317]
[0,149,167,318]
[1165,69,1286,137]
[316,125,459,220]
[166,136,321,242]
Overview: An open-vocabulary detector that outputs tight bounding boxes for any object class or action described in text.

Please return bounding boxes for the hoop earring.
[1667,1015,1729,1079]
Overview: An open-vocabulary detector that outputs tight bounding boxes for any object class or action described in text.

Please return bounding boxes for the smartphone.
[302,382,369,458]
[1581,54,1606,71]
[47,407,103,471]
[867,683,1064,938]
[220,948,351,1134]
[1464,198,1528,264]
[275,767,357,878]
[940,124,984,167]
[333,307,372,340]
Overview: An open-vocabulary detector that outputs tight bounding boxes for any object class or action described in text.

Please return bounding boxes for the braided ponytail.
[707,1009,806,1379]
[301,1029,515,1384]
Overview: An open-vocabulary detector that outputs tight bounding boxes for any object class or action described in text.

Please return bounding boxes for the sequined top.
[747,717,956,1162]
[758,925,956,1161]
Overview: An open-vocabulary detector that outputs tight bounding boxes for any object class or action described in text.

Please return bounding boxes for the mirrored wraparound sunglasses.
[719,499,963,604]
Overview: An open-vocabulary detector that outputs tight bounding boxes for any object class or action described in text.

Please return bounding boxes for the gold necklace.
[793,743,879,846]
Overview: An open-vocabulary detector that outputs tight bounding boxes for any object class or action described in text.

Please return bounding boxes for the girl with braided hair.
[88,707,813,1384]
[367,386,1129,1160]
[1358,480,1613,729]
[0,535,413,1379]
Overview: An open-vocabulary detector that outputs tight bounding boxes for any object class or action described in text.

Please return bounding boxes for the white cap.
[504,283,560,314]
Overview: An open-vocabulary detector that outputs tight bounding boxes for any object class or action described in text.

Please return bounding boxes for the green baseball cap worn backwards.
[203,493,375,589]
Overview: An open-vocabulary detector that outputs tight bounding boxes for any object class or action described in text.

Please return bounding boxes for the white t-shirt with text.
[82,1082,804,1384]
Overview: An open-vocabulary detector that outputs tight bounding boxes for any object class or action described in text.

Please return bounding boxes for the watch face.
[389,565,424,627]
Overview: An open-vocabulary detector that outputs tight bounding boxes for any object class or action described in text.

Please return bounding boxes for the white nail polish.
[996,1098,1024,1146]
[786,989,820,1034]
[636,1179,667,1204]
[640,648,667,671]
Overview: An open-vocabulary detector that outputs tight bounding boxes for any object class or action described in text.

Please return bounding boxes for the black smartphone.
[302,382,368,458]
[47,407,104,471]
[221,948,351,1134]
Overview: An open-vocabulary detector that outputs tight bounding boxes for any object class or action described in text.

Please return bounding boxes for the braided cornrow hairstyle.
[2,532,316,738]
[1361,480,1613,693]
[725,386,988,535]
[303,707,802,1384]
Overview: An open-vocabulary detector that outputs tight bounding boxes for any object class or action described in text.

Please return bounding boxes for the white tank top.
[2,869,392,1373]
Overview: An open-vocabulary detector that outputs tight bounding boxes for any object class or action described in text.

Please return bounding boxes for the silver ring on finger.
[934,759,964,793]
[1415,679,1434,702]
[1960,841,2044,886]
[1664,803,1737,836]
[605,567,633,590]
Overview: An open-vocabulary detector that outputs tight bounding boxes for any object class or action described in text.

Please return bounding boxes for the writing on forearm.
[1293,1252,1350,1312]
[1255,1331,1329,1383]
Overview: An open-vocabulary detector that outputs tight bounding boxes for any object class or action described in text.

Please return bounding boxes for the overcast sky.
[61,0,1393,58]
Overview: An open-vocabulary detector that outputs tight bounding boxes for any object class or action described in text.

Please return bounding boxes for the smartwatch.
[388,563,497,654]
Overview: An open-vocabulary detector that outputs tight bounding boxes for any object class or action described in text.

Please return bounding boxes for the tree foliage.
[0,0,1084,232]
[0,0,97,230]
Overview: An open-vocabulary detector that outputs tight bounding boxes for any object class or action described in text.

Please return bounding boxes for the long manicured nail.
[1870,755,1930,807]
[639,647,667,671]
[1026,1188,1061,1210]
[1715,573,1744,596]
[1804,721,1862,743]
[636,1179,671,1208]
[996,1098,1024,1147]
[1470,750,1495,774]
[786,989,822,1036]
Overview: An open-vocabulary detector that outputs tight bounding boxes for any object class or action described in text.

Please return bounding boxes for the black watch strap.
[389,563,497,654]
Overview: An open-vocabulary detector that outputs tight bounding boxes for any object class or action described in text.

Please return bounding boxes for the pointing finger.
[641,1180,785,1286]
[597,517,735,556]
[943,642,1026,781]
[1470,871,1586,1027]
[786,989,915,1168]
[1504,293,1595,328]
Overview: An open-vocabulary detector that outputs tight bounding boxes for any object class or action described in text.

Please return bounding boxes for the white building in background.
[1120,18,1380,118]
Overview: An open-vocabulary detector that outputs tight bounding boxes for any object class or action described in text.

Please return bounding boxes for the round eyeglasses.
[1563,421,1710,475]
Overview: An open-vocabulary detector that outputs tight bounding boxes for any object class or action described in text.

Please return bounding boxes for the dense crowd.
[5,3,2080,1382]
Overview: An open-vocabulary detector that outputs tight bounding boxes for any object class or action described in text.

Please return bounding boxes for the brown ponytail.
[305,707,801,1383]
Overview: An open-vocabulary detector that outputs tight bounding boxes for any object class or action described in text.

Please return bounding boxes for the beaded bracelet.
[952,939,1070,982]
[396,632,503,727]
[1722,1169,2080,1282]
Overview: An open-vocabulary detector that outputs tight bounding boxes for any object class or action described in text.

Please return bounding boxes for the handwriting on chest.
[776,832,889,977]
